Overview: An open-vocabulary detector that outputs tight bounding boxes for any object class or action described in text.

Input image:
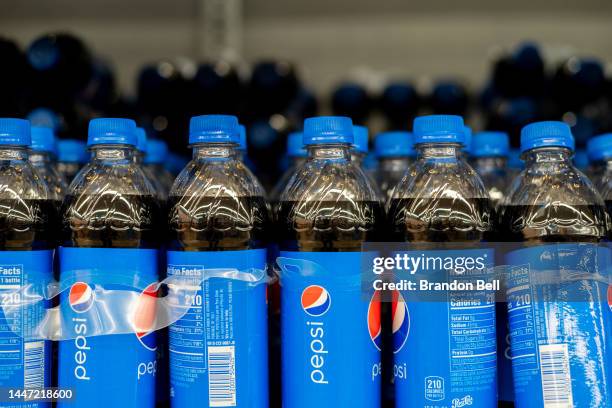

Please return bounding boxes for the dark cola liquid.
[0,198,57,250]
[276,200,383,251]
[61,194,161,248]
[387,197,493,242]
[167,195,268,251]
[500,204,607,242]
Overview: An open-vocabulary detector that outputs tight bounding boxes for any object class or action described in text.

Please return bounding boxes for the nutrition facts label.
[0,264,24,377]
[507,264,538,372]
[168,264,207,386]
[447,280,497,392]
[168,263,238,407]
[0,259,47,390]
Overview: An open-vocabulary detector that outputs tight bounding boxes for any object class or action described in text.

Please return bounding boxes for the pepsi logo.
[301,285,331,317]
[608,285,611,312]
[368,292,382,351]
[69,282,94,313]
[134,283,159,351]
[392,290,410,353]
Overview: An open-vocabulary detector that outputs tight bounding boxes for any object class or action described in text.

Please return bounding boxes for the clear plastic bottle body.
[168,143,268,251]
[388,143,493,242]
[143,163,175,200]
[375,156,412,204]
[61,145,160,248]
[0,146,54,250]
[29,151,68,203]
[278,143,382,251]
[270,156,306,204]
[502,147,606,241]
[56,160,83,182]
[472,156,509,207]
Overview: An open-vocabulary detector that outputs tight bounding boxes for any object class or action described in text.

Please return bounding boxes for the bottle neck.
[416,143,462,161]
[473,156,507,170]
[192,143,236,161]
[91,145,135,163]
[307,143,352,162]
[29,151,53,165]
[134,151,145,165]
[523,147,573,166]
[0,146,28,161]
[379,156,411,170]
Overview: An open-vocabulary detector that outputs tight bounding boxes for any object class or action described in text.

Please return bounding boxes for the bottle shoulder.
[280,159,378,204]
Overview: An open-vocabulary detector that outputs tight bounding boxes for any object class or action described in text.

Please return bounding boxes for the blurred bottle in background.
[56,139,88,182]
[379,82,420,131]
[586,133,612,190]
[0,37,30,117]
[332,82,372,126]
[29,126,68,204]
[270,131,307,204]
[428,80,469,116]
[144,139,175,200]
[374,131,415,203]
[471,131,510,207]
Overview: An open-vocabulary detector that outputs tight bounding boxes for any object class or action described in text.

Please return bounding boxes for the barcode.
[539,344,573,407]
[24,341,45,391]
[208,345,236,407]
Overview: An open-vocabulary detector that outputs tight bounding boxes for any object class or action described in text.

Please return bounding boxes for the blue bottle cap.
[238,125,247,151]
[413,115,465,144]
[58,140,88,163]
[472,131,510,157]
[303,116,353,145]
[30,126,57,154]
[587,133,612,162]
[520,121,574,153]
[463,126,472,154]
[145,139,169,164]
[87,118,137,147]
[287,132,307,157]
[375,131,415,157]
[189,115,240,145]
[0,118,31,146]
[352,125,369,154]
[135,127,148,153]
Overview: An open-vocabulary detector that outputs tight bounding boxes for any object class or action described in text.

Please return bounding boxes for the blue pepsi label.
[392,248,497,408]
[57,247,159,408]
[277,251,381,407]
[0,250,53,408]
[167,249,268,408]
[506,243,612,408]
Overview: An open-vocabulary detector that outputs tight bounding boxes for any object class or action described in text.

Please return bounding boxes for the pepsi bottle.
[276,116,383,407]
[29,126,68,202]
[0,119,54,408]
[270,131,307,203]
[501,121,611,408]
[58,118,161,408]
[56,139,88,182]
[373,131,415,202]
[352,125,382,200]
[586,133,612,190]
[387,115,496,407]
[167,115,269,408]
[471,131,511,207]
[143,139,175,200]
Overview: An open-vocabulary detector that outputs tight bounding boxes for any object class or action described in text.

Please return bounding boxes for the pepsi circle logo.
[607,285,611,312]
[134,283,159,351]
[392,290,410,353]
[368,292,382,351]
[301,285,331,316]
[69,282,94,313]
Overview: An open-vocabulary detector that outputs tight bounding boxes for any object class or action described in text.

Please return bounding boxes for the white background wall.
[1,0,612,96]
